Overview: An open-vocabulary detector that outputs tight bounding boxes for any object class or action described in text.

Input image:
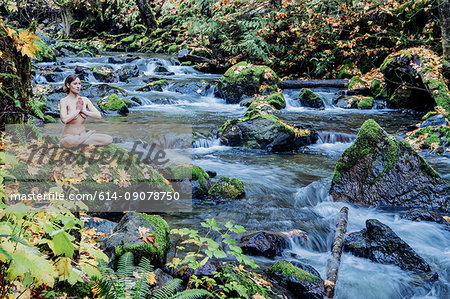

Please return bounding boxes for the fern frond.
[149,278,182,299]
[171,289,213,299]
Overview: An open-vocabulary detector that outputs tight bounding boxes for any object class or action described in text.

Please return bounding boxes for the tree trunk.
[136,0,157,30]
[441,0,450,61]
[61,6,73,38]
[325,207,349,299]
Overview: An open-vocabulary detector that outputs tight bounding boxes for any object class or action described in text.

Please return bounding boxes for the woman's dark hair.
[63,74,80,94]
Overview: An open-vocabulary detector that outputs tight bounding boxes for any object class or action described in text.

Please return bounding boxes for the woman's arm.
[60,99,82,124]
[80,97,102,120]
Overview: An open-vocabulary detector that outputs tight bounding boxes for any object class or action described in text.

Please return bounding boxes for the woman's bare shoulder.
[60,95,69,103]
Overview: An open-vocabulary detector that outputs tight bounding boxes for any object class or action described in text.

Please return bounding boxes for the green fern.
[149,278,212,299]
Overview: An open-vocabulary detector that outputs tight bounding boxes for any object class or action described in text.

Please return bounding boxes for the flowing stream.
[35,53,450,299]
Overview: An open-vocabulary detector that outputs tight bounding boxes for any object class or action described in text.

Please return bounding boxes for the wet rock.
[98,93,130,115]
[401,208,449,225]
[86,83,128,98]
[344,219,436,275]
[102,212,171,268]
[167,82,212,96]
[43,72,65,83]
[238,230,307,257]
[80,215,117,236]
[215,62,280,104]
[208,177,245,200]
[117,65,140,82]
[154,65,174,76]
[161,165,211,199]
[297,88,325,109]
[419,114,448,128]
[380,48,450,111]
[90,65,117,83]
[137,79,169,92]
[330,119,450,213]
[218,110,318,152]
[154,268,175,288]
[74,66,89,81]
[267,260,325,299]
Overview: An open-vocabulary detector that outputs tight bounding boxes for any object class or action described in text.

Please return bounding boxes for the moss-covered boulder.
[98,93,130,115]
[330,119,449,213]
[267,260,325,299]
[137,79,169,92]
[242,92,286,110]
[297,88,325,109]
[357,96,374,109]
[208,177,245,200]
[91,65,117,83]
[215,62,280,104]
[380,48,450,111]
[162,164,211,198]
[218,105,318,151]
[33,39,56,62]
[103,212,170,268]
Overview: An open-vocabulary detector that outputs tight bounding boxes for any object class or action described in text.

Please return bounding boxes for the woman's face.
[67,77,81,94]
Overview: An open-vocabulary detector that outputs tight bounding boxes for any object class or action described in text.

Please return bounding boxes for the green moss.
[167,44,180,55]
[115,213,170,265]
[208,177,245,200]
[423,77,450,111]
[332,119,399,185]
[33,39,56,62]
[132,24,147,34]
[192,165,209,189]
[98,94,127,111]
[90,65,113,77]
[120,35,135,43]
[410,126,450,148]
[137,79,169,91]
[268,261,321,283]
[389,87,412,108]
[357,97,374,109]
[297,88,323,108]
[348,76,367,89]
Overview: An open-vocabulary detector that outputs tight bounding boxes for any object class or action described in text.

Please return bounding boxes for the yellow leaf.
[145,272,157,285]
[54,256,72,278]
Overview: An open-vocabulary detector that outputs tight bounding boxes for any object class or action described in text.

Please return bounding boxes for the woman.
[59,74,113,148]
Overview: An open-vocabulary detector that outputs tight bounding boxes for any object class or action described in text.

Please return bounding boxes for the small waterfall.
[317,131,356,144]
[192,137,221,149]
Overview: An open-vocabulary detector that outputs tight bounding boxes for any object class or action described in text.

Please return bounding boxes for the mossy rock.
[208,177,245,200]
[167,44,180,55]
[132,24,147,34]
[297,88,325,109]
[215,62,280,104]
[267,260,324,298]
[98,93,129,115]
[330,119,449,213]
[407,125,450,153]
[137,79,169,92]
[107,212,171,268]
[357,97,374,109]
[380,48,450,111]
[90,65,117,83]
[168,164,211,198]
[265,92,286,109]
[348,76,367,89]
[33,39,56,62]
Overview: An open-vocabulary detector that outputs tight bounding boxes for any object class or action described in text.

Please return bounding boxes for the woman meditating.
[59,74,113,148]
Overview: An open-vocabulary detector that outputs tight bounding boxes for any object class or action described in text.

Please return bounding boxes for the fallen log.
[280,79,348,89]
[325,206,349,299]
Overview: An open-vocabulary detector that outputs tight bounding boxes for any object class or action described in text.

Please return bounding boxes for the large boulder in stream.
[380,48,450,111]
[344,219,437,277]
[218,102,318,151]
[214,62,280,104]
[238,230,307,257]
[330,119,450,213]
